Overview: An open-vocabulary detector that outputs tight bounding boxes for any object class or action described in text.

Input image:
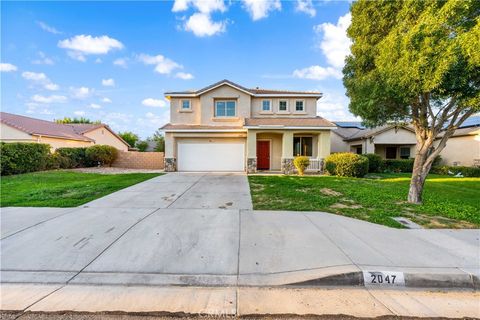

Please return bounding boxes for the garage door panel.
[178,141,245,172]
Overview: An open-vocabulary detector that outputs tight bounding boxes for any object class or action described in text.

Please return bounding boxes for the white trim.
[294,99,305,113]
[277,99,289,113]
[180,99,192,110]
[261,99,272,112]
[244,126,336,130]
[163,129,247,133]
[214,100,237,118]
[254,93,321,98]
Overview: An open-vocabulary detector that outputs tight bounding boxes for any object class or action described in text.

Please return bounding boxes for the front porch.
[246,129,331,174]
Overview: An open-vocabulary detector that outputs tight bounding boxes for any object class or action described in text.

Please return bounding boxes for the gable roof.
[165,79,322,98]
[0,112,129,147]
[344,124,415,141]
[1,112,93,142]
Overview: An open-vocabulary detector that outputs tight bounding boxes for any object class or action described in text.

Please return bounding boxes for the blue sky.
[1,0,355,138]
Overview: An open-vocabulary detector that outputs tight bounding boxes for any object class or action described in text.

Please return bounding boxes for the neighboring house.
[332,116,480,166]
[161,79,336,173]
[0,112,130,151]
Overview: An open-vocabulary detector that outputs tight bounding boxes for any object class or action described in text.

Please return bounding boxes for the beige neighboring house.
[161,79,336,173]
[0,112,130,151]
[331,117,480,166]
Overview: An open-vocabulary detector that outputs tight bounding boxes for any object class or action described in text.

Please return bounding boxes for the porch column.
[365,138,375,154]
[246,130,257,173]
[317,131,331,159]
[281,131,294,175]
[164,132,176,172]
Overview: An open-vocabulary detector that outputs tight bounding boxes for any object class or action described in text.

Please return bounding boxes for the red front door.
[257,140,270,170]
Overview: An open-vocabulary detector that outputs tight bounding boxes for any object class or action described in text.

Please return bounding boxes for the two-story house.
[161,80,336,173]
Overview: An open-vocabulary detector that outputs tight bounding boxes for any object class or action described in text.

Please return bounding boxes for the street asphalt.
[1,172,479,316]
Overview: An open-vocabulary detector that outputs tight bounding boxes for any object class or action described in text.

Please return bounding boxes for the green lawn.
[248,173,480,228]
[1,171,162,207]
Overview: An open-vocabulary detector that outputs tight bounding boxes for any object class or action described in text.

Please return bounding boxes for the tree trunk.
[408,156,430,204]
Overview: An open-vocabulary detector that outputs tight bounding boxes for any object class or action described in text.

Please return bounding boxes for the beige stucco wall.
[83,127,128,151]
[257,133,283,170]
[36,136,93,149]
[373,127,417,144]
[0,123,34,142]
[169,84,252,127]
[439,133,480,166]
[251,97,317,118]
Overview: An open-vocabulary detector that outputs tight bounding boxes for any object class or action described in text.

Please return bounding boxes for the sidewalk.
[1,284,479,318]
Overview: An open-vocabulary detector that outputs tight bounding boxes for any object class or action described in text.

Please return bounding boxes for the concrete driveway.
[1,173,479,288]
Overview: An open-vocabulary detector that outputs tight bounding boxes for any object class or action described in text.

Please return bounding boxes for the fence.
[112,151,164,169]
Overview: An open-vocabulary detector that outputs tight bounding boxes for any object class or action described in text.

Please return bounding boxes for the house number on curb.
[363,271,405,286]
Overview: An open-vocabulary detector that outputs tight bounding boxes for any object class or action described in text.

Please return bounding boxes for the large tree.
[344,0,479,203]
[118,131,139,148]
[55,117,100,124]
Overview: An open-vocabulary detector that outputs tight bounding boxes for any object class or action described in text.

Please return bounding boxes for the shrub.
[383,159,414,173]
[56,147,91,167]
[324,152,369,177]
[46,152,72,170]
[293,156,310,176]
[431,165,480,177]
[0,142,51,175]
[85,145,118,166]
[136,140,149,152]
[364,153,383,173]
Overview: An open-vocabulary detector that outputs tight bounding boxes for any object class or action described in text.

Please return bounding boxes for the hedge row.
[325,153,369,177]
[431,165,480,177]
[1,143,118,176]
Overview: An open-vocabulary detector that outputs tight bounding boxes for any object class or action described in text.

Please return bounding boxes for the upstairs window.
[295,100,305,112]
[279,100,288,112]
[215,100,236,117]
[181,100,191,109]
[262,100,271,112]
[294,137,313,157]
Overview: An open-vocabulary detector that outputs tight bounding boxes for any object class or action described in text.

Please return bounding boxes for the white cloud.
[242,0,281,21]
[36,21,62,34]
[74,110,86,116]
[143,111,169,127]
[58,35,124,62]
[138,53,183,75]
[292,65,342,80]
[295,0,316,17]
[25,102,54,115]
[70,86,92,99]
[172,0,226,14]
[95,58,102,64]
[89,103,102,109]
[142,98,167,108]
[175,72,194,80]
[101,78,115,87]
[0,63,17,72]
[32,52,54,65]
[314,12,352,69]
[113,58,128,68]
[101,97,112,103]
[184,13,226,37]
[21,71,59,91]
[31,94,67,104]
[316,91,357,121]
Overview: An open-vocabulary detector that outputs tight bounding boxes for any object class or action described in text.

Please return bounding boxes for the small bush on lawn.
[431,165,480,177]
[85,145,118,166]
[325,152,369,177]
[383,159,414,173]
[294,156,310,176]
[0,142,51,175]
[365,153,383,173]
[56,147,91,167]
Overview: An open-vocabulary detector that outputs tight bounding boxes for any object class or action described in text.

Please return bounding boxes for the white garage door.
[177,141,245,172]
